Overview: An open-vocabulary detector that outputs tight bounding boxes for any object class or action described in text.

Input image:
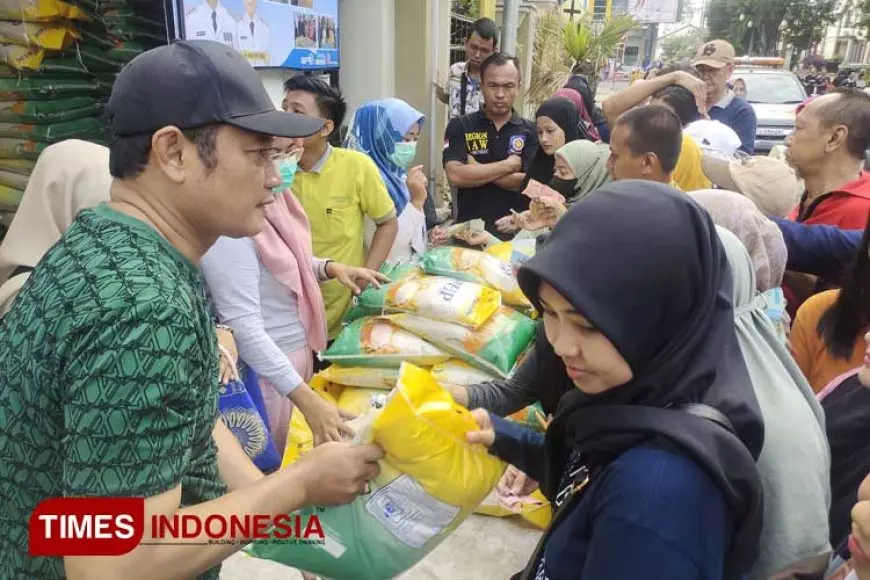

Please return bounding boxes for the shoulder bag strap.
[460,71,468,116]
[679,402,736,434]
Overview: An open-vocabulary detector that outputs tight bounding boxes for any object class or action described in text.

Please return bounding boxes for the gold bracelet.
[215,324,234,335]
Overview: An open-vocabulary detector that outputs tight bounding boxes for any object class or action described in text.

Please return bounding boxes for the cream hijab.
[716,226,831,579]
[0,140,111,315]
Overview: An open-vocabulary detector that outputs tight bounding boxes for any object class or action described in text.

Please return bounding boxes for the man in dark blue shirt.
[693,39,757,154]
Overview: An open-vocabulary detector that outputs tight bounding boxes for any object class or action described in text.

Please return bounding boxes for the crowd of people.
[800,67,865,97]
[0,16,870,580]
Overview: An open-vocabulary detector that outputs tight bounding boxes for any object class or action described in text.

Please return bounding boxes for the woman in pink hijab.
[201,137,388,454]
[552,87,601,142]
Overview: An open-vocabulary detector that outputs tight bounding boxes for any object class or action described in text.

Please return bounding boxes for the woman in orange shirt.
[791,220,870,391]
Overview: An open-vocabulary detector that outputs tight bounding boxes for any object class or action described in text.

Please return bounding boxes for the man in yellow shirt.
[283,76,399,338]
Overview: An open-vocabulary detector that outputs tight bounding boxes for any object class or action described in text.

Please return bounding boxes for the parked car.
[731,67,807,155]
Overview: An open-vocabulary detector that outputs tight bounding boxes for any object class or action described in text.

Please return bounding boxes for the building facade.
[818,0,869,64]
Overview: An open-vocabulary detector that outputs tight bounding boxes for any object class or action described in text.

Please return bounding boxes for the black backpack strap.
[10,265,34,278]
[679,402,736,434]
[459,71,468,116]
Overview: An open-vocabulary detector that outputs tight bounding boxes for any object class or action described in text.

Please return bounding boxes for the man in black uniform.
[443,53,537,240]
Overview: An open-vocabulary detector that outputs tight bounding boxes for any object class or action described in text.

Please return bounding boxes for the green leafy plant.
[528,9,636,108]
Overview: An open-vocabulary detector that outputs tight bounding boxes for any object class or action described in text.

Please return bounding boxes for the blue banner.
[178,0,339,70]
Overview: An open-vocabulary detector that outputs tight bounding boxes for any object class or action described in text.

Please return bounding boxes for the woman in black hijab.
[468,181,765,580]
[523,97,581,188]
[497,97,580,236]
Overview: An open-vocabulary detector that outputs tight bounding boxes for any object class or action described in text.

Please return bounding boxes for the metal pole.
[502,0,520,55]
[428,0,440,204]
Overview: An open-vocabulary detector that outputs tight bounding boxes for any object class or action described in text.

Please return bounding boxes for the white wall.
[259,69,294,108]
[337,0,395,116]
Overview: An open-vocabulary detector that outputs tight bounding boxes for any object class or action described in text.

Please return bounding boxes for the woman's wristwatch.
[324,259,335,279]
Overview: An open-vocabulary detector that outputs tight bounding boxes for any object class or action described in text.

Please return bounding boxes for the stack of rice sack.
[259,248,547,578]
[321,245,539,387]
[0,0,96,215]
[0,0,167,230]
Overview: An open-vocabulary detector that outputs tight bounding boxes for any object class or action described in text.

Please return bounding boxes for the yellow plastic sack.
[0,182,22,209]
[317,365,400,390]
[0,0,88,21]
[281,376,341,467]
[373,274,502,328]
[281,377,384,467]
[255,363,505,580]
[475,489,552,529]
[0,21,78,49]
[0,43,45,70]
[485,238,537,268]
[430,359,496,387]
[420,246,532,309]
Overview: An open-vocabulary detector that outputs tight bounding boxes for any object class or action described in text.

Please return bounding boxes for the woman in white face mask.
[346,98,429,262]
[200,137,388,456]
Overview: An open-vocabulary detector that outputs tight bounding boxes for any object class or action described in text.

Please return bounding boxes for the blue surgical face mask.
[273,152,300,193]
[389,141,417,169]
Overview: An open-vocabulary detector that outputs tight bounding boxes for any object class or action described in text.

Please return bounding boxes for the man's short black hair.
[109,125,220,179]
[468,17,499,49]
[615,106,683,174]
[283,74,347,129]
[656,61,696,77]
[816,88,870,159]
[651,85,701,127]
[480,52,521,83]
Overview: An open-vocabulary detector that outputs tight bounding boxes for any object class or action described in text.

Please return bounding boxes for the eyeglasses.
[245,146,301,167]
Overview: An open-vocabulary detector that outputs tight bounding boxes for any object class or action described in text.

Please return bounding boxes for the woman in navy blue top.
[467,181,765,580]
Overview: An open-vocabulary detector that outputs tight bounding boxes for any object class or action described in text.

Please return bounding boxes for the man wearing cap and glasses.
[0,40,382,580]
[693,39,757,154]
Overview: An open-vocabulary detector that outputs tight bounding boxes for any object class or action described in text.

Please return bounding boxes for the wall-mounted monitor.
[174,0,339,70]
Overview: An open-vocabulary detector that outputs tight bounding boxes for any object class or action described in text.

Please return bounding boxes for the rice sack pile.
[0,0,166,219]
[250,363,506,580]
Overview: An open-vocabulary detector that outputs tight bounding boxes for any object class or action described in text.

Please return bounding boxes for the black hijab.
[524,97,581,188]
[517,180,764,577]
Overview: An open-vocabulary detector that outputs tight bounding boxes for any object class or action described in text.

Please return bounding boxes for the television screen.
[176,0,339,69]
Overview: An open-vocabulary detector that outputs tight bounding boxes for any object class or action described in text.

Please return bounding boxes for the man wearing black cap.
[0,40,381,579]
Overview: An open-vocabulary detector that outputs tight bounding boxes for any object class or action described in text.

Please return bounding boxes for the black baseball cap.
[107,40,325,138]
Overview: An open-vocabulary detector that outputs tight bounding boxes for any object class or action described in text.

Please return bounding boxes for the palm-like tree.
[528,9,637,108]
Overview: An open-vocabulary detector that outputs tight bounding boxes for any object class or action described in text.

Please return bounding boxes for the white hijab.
[0,140,111,316]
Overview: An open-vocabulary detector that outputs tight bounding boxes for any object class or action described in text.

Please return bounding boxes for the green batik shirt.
[0,204,226,579]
